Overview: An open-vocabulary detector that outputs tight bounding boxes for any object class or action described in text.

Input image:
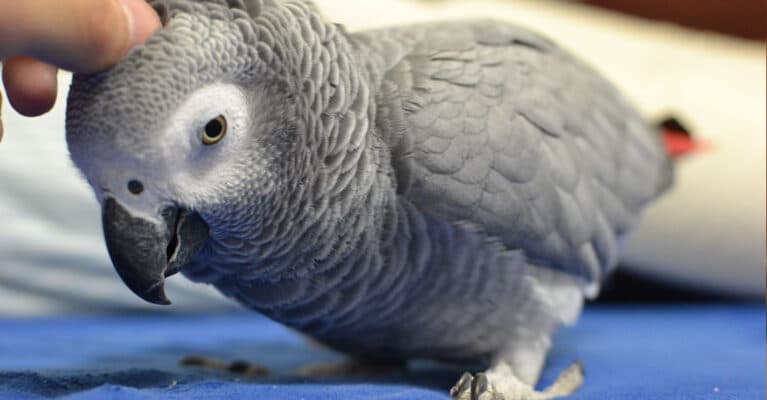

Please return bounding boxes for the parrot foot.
[179,355,270,378]
[450,361,583,400]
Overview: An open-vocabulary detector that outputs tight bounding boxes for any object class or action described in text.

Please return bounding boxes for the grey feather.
[65,0,671,390]
[355,21,669,291]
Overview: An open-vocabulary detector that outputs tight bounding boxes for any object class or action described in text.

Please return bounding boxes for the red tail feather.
[657,117,709,159]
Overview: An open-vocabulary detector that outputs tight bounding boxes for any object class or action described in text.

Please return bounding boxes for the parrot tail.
[651,116,708,195]
[656,116,709,159]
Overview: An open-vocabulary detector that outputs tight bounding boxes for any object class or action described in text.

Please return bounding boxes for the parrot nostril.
[127,180,145,195]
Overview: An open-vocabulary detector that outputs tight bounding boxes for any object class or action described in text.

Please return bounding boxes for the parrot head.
[65,0,311,304]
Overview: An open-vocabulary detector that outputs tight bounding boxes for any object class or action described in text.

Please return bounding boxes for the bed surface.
[1,304,763,400]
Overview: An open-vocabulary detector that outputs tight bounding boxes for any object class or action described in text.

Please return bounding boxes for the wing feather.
[358,20,670,293]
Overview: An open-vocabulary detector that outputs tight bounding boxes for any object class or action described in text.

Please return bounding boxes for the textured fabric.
[0,304,762,399]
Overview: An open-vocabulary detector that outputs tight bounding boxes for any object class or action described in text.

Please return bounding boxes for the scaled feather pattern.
[66,1,671,398]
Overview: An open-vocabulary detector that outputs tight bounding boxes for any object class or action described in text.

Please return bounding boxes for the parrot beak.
[101,198,209,305]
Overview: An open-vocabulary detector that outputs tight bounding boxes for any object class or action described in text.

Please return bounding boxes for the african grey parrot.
[65,0,672,398]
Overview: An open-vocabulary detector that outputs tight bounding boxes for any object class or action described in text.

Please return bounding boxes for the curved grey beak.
[102,198,209,305]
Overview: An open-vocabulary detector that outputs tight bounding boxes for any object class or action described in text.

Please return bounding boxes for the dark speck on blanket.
[0,305,763,399]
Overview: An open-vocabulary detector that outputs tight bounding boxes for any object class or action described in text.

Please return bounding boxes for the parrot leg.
[450,361,583,400]
[179,355,270,377]
[449,265,586,399]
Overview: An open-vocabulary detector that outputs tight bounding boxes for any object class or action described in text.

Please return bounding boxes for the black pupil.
[127,180,144,195]
[205,118,223,138]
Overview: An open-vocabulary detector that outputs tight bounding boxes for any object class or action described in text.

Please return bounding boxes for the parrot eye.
[202,115,227,145]
[127,180,144,195]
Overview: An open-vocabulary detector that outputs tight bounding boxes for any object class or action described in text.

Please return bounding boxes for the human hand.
[0,0,161,142]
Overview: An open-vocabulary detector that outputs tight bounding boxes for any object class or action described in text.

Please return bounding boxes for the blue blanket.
[0,304,763,399]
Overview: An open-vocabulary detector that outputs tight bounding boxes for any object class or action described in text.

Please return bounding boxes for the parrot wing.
[360,20,671,295]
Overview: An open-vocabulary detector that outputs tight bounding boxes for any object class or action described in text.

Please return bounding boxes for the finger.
[2,56,58,117]
[0,0,161,73]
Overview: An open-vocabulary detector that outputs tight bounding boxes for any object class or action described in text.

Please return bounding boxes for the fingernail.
[118,0,162,46]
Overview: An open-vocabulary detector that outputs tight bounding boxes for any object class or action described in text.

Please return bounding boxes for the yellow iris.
[202,115,227,145]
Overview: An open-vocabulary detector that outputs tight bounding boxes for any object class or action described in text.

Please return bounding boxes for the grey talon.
[471,373,489,400]
[452,372,474,398]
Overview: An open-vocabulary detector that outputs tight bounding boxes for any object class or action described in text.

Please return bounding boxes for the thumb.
[0,0,161,73]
